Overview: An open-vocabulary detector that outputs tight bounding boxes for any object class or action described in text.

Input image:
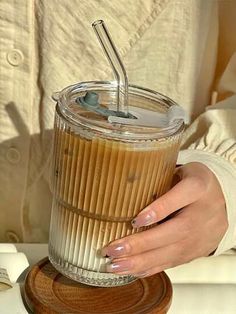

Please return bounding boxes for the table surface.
[2,244,236,314]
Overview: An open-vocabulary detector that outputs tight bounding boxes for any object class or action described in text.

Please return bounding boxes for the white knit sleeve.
[178,94,236,255]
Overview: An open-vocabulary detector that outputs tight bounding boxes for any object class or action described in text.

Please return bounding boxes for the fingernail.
[101,242,129,258]
[131,210,156,228]
[106,260,132,273]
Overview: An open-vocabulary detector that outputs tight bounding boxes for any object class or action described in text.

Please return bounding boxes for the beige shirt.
[0,0,235,256]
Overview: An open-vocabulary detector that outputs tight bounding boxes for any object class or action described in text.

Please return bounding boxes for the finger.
[132,174,205,227]
[102,213,185,258]
[105,243,179,275]
[135,264,171,278]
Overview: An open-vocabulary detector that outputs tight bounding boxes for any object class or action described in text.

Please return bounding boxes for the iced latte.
[49,81,184,287]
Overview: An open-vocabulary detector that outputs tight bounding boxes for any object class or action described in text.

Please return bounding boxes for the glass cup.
[48,81,184,287]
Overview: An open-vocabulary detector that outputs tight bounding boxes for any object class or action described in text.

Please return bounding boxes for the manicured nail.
[131,210,156,228]
[102,242,129,258]
[106,260,132,273]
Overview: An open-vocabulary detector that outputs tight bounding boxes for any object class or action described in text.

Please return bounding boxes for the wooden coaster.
[24,258,172,314]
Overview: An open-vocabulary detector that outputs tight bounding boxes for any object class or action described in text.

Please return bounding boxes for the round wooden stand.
[24,258,172,313]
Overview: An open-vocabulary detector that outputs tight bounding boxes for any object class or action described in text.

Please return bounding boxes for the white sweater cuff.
[178,149,236,255]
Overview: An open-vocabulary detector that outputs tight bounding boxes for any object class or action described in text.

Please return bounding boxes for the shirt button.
[7,49,24,66]
[5,231,20,243]
[6,147,21,164]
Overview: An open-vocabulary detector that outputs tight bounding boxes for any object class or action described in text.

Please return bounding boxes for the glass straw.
[92,20,129,116]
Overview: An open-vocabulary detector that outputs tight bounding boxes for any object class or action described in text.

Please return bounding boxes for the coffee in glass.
[48,81,184,287]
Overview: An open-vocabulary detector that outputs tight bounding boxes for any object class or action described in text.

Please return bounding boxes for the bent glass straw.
[92,20,129,116]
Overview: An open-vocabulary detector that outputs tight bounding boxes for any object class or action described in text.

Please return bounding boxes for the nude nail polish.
[131,212,154,227]
[106,260,131,273]
[102,242,129,258]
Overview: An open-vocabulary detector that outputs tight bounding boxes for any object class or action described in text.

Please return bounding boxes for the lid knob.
[83,92,99,107]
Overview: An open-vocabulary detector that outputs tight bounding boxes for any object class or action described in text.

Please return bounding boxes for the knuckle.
[130,257,145,273]
[124,238,133,254]
[165,260,178,269]
[176,243,186,262]
[178,215,193,236]
[189,175,207,193]
[127,234,145,253]
[156,198,174,221]
[174,240,194,265]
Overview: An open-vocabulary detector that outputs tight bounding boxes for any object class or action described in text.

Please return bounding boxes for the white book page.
[0,253,29,284]
[0,244,17,253]
[0,244,29,312]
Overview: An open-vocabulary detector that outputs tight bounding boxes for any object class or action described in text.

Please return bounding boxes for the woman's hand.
[102,162,228,277]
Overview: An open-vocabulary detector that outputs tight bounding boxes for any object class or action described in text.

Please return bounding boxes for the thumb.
[131,171,205,228]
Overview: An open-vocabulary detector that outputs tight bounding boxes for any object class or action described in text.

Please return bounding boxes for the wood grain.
[24,258,172,313]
